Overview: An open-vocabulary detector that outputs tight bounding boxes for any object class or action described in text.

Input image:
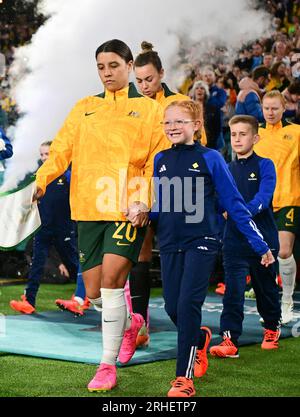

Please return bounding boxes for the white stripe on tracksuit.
[185,346,197,379]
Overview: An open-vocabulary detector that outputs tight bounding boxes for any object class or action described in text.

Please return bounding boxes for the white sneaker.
[281,301,294,324]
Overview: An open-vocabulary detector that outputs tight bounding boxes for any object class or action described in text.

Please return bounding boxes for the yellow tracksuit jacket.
[254,120,300,212]
[156,83,207,146]
[36,83,169,221]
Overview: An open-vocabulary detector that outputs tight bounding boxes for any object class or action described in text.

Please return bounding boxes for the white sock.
[74,296,84,306]
[278,255,297,303]
[101,288,127,366]
[88,296,102,312]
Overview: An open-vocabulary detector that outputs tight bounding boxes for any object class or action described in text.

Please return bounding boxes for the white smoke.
[2,0,272,189]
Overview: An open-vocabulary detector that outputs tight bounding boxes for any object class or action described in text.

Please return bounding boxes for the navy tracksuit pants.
[220,252,281,341]
[160,241,219,378]
[25,228,78,307]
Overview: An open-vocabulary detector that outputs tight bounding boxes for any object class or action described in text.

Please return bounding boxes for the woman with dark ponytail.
[134,41,189,107]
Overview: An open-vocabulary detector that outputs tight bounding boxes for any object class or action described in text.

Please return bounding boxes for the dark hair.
[229,115,259,134]
[251,65,270,81]
[288,80,300,95]
[40,140,52,147]
[269,60,285,77]
[134,41,163,72]
[95,39,133,62]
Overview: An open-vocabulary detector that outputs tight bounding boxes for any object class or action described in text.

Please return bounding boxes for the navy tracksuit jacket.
[220,152,281,340]
[25,170,78,306]
[153,142,270,377]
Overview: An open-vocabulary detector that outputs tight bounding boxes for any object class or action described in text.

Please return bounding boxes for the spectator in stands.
[273,41,291,66]
[290,51,300,78]
[209,115,280,359]
[202,66,227,149]
[263,52,274,69]
[251,42,264,69]
[254,90,300,324]
[282,79,300,120]
[33,39,169,393]
[10,141,79,314]
[265,61,291,92]
[235,65,270,122]
[190,80,221,149]
[234,47,253,73]
[216,76,238,161]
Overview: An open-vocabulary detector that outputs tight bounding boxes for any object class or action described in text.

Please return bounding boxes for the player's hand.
[32,186,44,202]
[261,250,275,267]
[130,211,149,228]
[125,201,149,228]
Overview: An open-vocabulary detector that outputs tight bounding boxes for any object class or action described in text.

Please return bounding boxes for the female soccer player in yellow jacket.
[254,90,300,325]
[34,39,169,393]
[134,42,207,140]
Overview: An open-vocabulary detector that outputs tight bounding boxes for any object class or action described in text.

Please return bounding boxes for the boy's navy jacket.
[0,128,13,160]
[152,142,269,256]
[223,152,279,256]
[38,168,73,232]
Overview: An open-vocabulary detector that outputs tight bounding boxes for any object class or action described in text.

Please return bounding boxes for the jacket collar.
[235,151,256,164]
[96,82,143,101]
[172,141,200,150]
[265,121,283,130]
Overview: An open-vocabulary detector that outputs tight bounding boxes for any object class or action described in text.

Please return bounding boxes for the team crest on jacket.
[248,172,257,181]
[282,134,293,140]
[79,251,86,263]
[188,162,200,173]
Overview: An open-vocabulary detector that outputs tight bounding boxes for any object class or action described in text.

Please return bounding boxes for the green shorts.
[273,206,300,234]
[77,221,146,272]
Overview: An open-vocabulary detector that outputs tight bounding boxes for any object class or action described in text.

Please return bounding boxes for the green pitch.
[0,284,299,397]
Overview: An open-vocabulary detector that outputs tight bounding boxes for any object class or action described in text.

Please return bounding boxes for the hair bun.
[141,41,154,53]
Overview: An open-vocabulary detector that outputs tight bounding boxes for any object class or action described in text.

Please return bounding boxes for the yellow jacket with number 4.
[254,120,300,211]
[36,83,169,221]
[156,83,207,146]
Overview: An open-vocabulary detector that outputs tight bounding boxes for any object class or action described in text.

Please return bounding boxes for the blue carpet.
[0,293,299,366]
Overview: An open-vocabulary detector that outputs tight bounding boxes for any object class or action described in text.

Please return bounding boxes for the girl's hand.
[261,250,275,267]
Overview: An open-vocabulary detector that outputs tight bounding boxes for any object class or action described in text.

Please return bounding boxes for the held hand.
[32,186,44,202]
[125,201,149,228]
[130,211,149,228]
[260,250,275,267]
